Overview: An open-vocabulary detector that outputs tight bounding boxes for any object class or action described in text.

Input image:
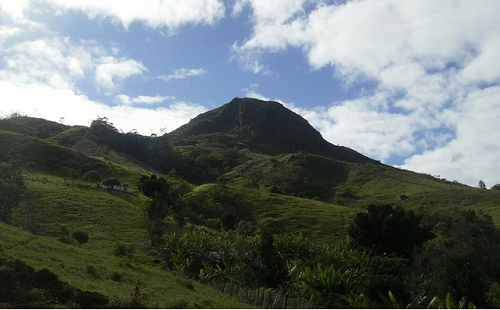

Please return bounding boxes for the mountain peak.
[170,97,374,163]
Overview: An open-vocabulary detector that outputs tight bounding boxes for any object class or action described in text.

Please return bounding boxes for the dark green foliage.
[485,282,500,307]
[175,184,252,230]
[491,183,500,190]
[349,203,435,257]
[68,168,80,179]
[82,170,101,183]
[114,243,134,258]
[412,210,500,306]
[88,117,182,175]
[101,177,120,189]
[230,152,349,199]
[478,180,486,189]
[138,174,177,244]
[127,281,149,309]
[57,225,74,245]
[138,174,169,199]
[86,264,99,278]
[0,162,24,223]
[110,271,122,282]
[258,232,289,288]
[0,258,109,308]
[72,231,89,245]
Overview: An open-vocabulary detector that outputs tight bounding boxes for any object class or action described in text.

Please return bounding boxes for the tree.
[413,210,500,306]
[491,184,500,190]
[479,180,486,189]
[83,170,101,183]
[0,162,24,223]
[68,168,80,180]
[349,203,435,257]
[102,177,121,190]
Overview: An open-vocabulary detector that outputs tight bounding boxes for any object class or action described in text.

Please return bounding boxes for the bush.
[57,225,74,245]
[68,168,80,180]
[111,271,122,282]
[82,170,101,183]
[86,265,99,278]
[72,231,89,245]
[114,243,134,258]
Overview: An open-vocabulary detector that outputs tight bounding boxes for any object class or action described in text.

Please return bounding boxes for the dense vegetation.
[2,99,500,308]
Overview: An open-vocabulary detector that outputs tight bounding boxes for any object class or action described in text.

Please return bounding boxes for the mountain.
[169,97,374,163]
[2,98,500,308]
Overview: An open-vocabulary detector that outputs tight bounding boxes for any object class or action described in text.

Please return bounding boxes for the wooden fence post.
[254,288,260,306]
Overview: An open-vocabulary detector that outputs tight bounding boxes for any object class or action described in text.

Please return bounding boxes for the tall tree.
[0,162,24,223]
[479,180,486,189]
[349,203,435,257]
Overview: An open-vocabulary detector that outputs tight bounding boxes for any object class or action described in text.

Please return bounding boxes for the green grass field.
[192,183,362,244]
[1,174,250,308]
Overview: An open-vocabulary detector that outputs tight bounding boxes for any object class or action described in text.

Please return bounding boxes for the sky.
[1,0,500,188]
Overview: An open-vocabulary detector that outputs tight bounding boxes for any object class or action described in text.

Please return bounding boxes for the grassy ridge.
[0,130,111,177]
[344,163,500,223]
[192,183,362,244]
[244,189,362,243]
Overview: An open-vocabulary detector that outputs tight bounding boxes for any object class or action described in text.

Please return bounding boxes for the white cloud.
[95,57,146,91]
[403,86,500,187]
[0,25,204,135]
[235,0,500,186]
[0,37,94,90]
[114,94,174,106]
[0,81,206,135]
[158,68,207,82]
[38,0,225,33]
[231,0,309,73]
[0,0,30,22]
[0,36,146,93]
[0,25,23,47]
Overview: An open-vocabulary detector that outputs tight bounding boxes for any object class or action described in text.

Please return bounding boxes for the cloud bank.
[235,0,500,186]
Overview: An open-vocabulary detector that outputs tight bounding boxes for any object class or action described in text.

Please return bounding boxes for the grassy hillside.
[1,173,249,308]
[0,130,112,178]
[0,115,68,139]
[184,183,361,244]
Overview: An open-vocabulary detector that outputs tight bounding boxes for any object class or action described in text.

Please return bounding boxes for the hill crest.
[170,97,374,163]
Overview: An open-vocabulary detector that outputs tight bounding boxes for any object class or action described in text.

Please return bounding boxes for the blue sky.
[1,0,500,187]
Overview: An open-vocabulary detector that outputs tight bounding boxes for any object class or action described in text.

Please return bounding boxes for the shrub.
[72,231,89,245]
[128,281,149,308]
[111,271,122,282]
[68,169,80,180]
[57,225,74,245]
[114,243,134,258]
[86,265,99,278]
[82,170,101,183]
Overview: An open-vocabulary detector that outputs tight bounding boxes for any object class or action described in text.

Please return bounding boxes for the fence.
[209,278,310,309]
[23,174,139,196]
